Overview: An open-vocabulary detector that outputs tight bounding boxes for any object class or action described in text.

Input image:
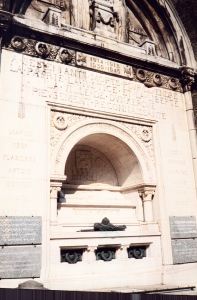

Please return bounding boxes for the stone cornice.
[4,34,183,92]
[1,13,184,78]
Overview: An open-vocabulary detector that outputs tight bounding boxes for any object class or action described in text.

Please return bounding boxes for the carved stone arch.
[51,119,156,185]
[125,0,196,67]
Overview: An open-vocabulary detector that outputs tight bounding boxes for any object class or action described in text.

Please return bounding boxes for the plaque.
[76,52,134,79]
[169,216,197,239]
[0,216,42,245]
[0,246,41,278]
[171,239,197,264]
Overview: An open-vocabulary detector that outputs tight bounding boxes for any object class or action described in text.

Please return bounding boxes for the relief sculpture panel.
[65,145,118,186]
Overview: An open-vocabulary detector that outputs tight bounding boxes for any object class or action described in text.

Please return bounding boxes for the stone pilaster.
[139,188,155,222]
[50,175,67,223]
[50,186,61,223]
[181,67,197,196]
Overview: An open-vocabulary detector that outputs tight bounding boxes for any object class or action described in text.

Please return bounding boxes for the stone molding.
[6,35,183,92]
[50,113,156,182]
[50,111,155,171]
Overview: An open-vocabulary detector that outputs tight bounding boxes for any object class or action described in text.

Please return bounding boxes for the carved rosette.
[50,111,92,156]
[119,123,155,167]
[53,113,68,130]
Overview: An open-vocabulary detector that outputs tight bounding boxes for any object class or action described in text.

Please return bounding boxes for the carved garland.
[7,36,182,92]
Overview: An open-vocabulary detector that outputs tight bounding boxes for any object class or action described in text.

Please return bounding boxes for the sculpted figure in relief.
[114,0,127,42]
[71,0,91,29]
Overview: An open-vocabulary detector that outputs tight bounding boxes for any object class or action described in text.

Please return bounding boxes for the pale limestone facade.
[0,0,197,291]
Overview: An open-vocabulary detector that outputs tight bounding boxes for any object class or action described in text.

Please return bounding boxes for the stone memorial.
[169,216,197,239]
[0,246,41,279]
[171,239,197,264]
[0,0,197,292]
[0,216,42,245]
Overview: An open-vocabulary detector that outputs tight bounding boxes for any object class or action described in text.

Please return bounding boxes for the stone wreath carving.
[94,217,126,231]
[168,78,179,90]
[61,250,82,264]
[96,248,116,262]
[153,74,162,86]
[59,48,74,63]
[35,42,50,57]
[128,247,146,259]
[136,69,146,82]
[11,36,27,51]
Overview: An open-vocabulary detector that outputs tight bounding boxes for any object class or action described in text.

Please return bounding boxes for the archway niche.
[58,133,146,226]
[65,133,142,187]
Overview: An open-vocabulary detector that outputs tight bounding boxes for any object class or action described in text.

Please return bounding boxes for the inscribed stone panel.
[6,52,182,122]
[0,216,42,245]
[169,216,197,239]
[0,246,41,278]
[171,239,197,264]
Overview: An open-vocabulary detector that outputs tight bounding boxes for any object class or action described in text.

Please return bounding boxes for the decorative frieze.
[6,35,182,92]
[9,36,75,65]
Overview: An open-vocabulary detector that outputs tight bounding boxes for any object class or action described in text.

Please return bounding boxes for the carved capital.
[139,189,155,202]
[50,186,61,198]
[181,67,195,92]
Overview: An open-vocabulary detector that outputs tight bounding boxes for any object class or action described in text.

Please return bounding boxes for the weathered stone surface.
[171,239,197,264]
[169,216,197,239]
[18,280,47,289]
[0,246,41,278]
[76,52,133,79]
[0,216,42,245]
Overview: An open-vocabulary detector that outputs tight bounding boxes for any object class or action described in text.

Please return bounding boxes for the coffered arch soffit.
[1,0,195,67]
[51,119,156,185]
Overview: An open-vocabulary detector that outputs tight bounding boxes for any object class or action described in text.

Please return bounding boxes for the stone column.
[139,189,155,222]
[50,187,60,223]
[181,68,197,194]
[50,175,67,223]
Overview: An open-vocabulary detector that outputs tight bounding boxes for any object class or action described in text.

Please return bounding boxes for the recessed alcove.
[65,133,143,187]
[57,133,146,226]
